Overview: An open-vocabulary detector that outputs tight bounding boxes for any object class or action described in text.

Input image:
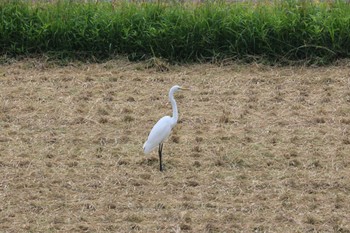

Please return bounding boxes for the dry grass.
[1,58,350,232]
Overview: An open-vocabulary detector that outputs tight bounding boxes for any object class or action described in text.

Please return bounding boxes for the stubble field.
[0,59,350,232]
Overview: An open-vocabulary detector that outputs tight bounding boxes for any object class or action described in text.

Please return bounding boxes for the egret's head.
[170,85,189,93]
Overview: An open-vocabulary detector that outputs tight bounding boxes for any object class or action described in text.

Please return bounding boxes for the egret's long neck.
[169,90,178,127]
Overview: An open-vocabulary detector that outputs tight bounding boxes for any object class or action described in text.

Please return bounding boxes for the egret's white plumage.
[143,116,174,154]
[143,85,186,171]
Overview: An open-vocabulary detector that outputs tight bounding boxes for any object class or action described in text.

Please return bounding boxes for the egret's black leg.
[158,143,163,171]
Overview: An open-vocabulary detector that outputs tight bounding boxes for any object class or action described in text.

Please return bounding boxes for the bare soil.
[1,59,350,232]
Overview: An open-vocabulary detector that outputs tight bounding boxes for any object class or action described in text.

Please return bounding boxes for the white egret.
[143,85,188,171]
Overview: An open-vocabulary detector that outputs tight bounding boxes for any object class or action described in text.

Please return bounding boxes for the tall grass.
[1,0,350,63]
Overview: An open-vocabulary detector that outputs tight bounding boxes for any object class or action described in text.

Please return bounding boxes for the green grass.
[1,0,350,64]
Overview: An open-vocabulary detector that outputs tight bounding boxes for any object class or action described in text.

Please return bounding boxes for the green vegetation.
[1,0,350,64]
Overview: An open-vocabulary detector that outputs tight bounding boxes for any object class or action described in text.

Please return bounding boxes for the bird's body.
[143,116,174,154]
[143,85,187,171]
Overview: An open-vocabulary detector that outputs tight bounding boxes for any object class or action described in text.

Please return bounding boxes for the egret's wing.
[143,116,172,154]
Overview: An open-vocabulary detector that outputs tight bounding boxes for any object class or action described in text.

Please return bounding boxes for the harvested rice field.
[0,59,350,232]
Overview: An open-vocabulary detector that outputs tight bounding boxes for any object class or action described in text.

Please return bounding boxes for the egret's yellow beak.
[180,87,190,91]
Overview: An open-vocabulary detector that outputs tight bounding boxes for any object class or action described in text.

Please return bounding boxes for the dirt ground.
[0,58,350,232]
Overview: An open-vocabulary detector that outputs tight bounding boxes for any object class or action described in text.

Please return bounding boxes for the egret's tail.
[143,141,155,154]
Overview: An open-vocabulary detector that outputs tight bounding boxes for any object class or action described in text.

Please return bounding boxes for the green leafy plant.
[0,0,349,64]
